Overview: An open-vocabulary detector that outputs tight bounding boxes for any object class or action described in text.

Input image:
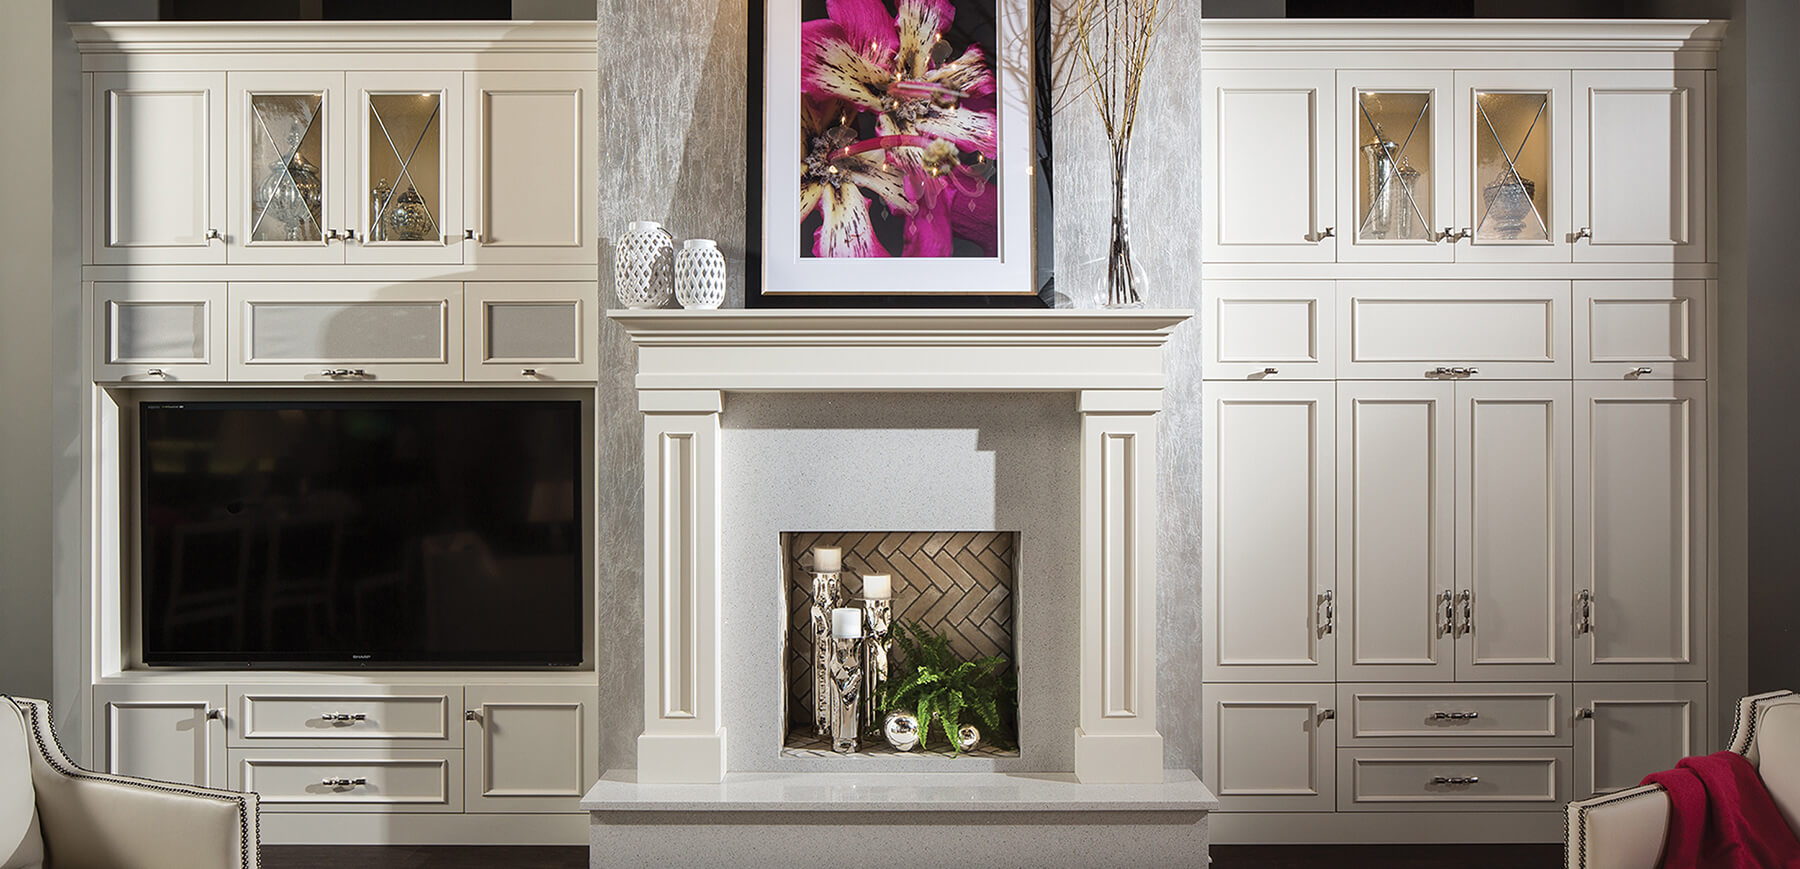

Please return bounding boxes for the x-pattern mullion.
[250,98,324,240]
[368,97,442,240]
[1356,92,1433,240]
[1475,94,1550,241]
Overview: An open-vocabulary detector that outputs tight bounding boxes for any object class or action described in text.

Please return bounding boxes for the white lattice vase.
[614,221,674,309]
[675,239,727,309]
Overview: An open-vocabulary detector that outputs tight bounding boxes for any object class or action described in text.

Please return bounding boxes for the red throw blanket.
[1641,750,1800,869]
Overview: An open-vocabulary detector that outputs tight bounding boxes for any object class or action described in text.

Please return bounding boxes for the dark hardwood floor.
[263,843,1566,868]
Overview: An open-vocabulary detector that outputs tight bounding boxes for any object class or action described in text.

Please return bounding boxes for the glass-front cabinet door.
[228,72,343,264]
[1454,71,1571,263]
[348,72,463,265]
[1337,71,1454,263]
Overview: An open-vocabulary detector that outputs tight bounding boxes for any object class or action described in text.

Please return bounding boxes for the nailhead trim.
[4,694,260,869]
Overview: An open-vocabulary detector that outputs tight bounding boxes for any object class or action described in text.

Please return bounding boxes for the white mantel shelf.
[610,308,1193,394]
[582,770,1217,813]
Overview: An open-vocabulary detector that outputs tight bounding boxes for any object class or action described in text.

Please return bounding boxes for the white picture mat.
[762,0,1036,295]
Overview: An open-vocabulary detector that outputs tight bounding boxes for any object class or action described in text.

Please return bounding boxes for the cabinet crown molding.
[71,21,598,58]
[1201,18,1726,56]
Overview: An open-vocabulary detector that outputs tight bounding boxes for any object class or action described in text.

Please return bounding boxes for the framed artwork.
[756,0,1038,302]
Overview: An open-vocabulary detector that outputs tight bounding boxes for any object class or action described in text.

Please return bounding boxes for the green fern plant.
[878,621,1017,755]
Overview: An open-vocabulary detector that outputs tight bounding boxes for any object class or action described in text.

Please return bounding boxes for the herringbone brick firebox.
[781,530,1017,754]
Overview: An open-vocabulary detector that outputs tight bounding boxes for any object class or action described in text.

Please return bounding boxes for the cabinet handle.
[1431,366,1456,378]
[205,707,223,721]
[342,228,358,243]
[464,229,482,243]
[1319,590,1335,635]
[1431,776,1481,786]
[1439,590,1455,636]
[1441,227,1471,243]
[1431,711,1481,721]
[1632,367,1654,377]
[320,777,368,788]
[1261,367,1279,376]
[1577,707,1594,720]
[320,712,367,723]
[204,229,222,242]
[1578,588,1594,634]
[1306,227,1335,242]
[1319,708,1336,722]
[1457,590,1473,636]
[1568,226,1593,243]
[325,229,342,242]
[465,709,482,723]
[521,368,540,377]
[145,368,169,379]
[320,368,368,379]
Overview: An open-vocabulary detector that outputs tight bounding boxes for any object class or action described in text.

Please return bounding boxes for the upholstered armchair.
[2,695,260,869]
[1566,690,1800,869]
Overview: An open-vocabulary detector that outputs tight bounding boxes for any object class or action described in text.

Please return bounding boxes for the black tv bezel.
[135,398,586,670]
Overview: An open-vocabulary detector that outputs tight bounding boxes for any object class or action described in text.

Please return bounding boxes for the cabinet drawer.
[232,687,459,746]
[1574,280,1706,380]
[1339,684,1571,746]
[463,282,597,382]
[1338,281,1571,379]
[93,282,228,382]
[228,282,463,382]
[1202,280,1334,380]
[1338,747,1570,812]
[235,749,461,812]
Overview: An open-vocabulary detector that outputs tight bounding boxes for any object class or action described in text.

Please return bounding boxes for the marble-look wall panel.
[595,0,1204,775]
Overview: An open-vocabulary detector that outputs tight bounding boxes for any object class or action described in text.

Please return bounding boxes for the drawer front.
[93,282,229,382]
[232,687,459,747]
[227,282,463,382]
[1202,280,1335,380]
[1339,684,1571,746]
[235,749,461,812]
[1338,281,1571,379]
[1574,280,1706,380]
[1339,748,1570,812]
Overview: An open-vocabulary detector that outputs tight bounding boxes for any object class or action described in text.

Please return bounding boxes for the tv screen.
[138,400,583,667]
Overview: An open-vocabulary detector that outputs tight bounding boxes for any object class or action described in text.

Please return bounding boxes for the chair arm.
[29,770,260,869]
[1566,783,1670,869]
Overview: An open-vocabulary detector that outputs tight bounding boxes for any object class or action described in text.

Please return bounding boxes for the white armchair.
[1,695,260,869]
[1566,690,1800,869]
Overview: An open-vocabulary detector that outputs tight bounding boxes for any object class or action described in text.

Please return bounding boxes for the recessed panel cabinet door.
[464,283,598,382]
[92,72,226,265]
[1201,280,1335,380]
[464,71,596,265]
[1337,70,1455,263]
[1454,382,1572,682]
[1574,382,1707,682]
[93,281,228,383]
[1572,70,1708,263]
[1337,382,1454,683]
[1203,69,1336,263]
[94,684,228,788]
[229,281,463,382]
[463,686,598,813]
[1203,382,1336,683]
[1453,70,1572,264]
[1574,280,1708,381]
[1574,682,1707,797]
[1202,683,1337,812]
[227,71,346,265]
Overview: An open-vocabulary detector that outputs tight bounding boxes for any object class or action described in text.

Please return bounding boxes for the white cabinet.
[93,281,227,382]
[228,281,462,382]
[464,283,599,383]
[1337,747,1570,812]
[1202,683,1338,812]
[1574,280,1707,381]
[1202,69,1336,263]
[1203,381,1336,683]
[91,72,227,265]
[1336,281,1571,380]
[1574,682,1707,797]
[464,71,596,266]
[93,684,228,788]
[463,685,598,813]
[1572,70,1709,263]
[1574,381,1707,682]
[1336,70,1455,263]
[1201,281,1335,380]
[1451,69,1572,263]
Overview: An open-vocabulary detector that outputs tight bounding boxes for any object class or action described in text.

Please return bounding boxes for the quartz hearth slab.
[581,769,1217,812]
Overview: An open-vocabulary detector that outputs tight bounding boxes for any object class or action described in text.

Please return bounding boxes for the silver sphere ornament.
[956,723,981,753]
[883,711,921,752]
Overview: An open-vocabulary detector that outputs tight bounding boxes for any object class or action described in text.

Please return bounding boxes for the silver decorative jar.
[614,221,674,309]
[955,723,981,753]
[675,239,727,309]
[883,711,921,752]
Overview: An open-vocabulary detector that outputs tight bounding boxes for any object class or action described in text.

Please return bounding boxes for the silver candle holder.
[861,596,893,732]
[826,607,865,753]
[809,569,841,737]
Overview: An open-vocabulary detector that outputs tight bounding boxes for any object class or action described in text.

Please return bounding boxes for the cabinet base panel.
[1209,811,1563,844]
[260,812,590,845]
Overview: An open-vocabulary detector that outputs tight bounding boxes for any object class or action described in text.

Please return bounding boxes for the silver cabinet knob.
[1261,367,1279,376]
[146,368,169,379]
[342,228,358,242]
[1632,367,1653,377]
[1568,227,1593,242]
[1431,366,1456,378]
[465,709,482,723]
[204,229,222,242]
[1306,227,1335,242]
[1319,708,1336,722]
[205,707,223,721]
[1577,708,1595,720]
[521,368,540,377]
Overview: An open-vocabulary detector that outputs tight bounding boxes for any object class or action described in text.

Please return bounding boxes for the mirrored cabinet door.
[228,72,344,265]
[1454,71,1571,263]
[1338,71,1454,263]
[348,72,463,265]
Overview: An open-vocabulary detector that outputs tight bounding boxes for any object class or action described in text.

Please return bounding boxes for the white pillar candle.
[813,546,841,573]
[831,607,864,639]
[861,574,892,599]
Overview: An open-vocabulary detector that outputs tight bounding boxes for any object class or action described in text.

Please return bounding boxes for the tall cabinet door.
[1203,69,1336,263]
[1574,381,1707,681]
[1571,70,1708,263]
[1452,70,1572,264]
[92,72,226,265]
[1454,382,1573,682]
[1202,683,1338,812]
[93,684,228,788]
[1337,382,1455,682]
[1203,382,1336,683]
[464,71,597,266]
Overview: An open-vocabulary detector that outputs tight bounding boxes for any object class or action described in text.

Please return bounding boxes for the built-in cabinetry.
[1200,20,1720,843]
[77,23,601,845]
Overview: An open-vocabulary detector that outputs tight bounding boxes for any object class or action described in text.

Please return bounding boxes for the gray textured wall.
[594,0,1205,774]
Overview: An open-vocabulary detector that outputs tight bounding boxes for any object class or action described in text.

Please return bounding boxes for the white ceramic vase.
[614,221,674,309]
[675,239,727,309]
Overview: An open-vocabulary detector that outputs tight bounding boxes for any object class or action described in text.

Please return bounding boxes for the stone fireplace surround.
[582,309,1215,865]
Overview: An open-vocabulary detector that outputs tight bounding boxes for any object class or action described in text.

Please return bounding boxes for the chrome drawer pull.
[1431,711,1481,721]
[320,712,367,722]
[320,777,368,788]
[1431,776,1480,786]
[320,368,368,378]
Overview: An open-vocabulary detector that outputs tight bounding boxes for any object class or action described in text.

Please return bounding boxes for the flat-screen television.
[137,400,583,668]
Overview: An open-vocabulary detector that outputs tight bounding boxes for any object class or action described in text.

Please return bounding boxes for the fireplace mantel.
[612,308,1193,785]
